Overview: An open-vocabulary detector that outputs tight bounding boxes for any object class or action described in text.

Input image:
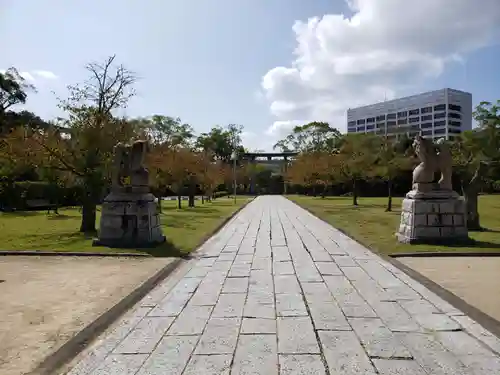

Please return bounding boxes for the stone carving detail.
[112,140,150,192]
[411,135,452,192]
[93,140,165,248]
[397,135,469,244]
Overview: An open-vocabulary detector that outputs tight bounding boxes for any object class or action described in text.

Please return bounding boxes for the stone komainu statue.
[112,140,150,190]
[412,135,453,192]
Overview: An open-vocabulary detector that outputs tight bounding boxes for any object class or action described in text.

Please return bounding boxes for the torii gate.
[240,151,298,194]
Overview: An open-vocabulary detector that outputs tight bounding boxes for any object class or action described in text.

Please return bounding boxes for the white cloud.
[262,0,500,135]
[33,70,58,80]
[19,72,35,81]
[1,69,58,82]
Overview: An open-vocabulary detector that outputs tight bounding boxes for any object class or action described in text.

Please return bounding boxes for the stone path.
[66,196,500,375]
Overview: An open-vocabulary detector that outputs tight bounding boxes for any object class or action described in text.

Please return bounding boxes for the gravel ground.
[0,255,173,375]
[399,256,500,321]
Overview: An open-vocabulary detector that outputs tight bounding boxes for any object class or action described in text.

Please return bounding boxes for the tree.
[145,115,194,147]
[273,122,341,153]
[1,56,142,233]
[337,133,379,205]
[0,68,36,116]
[195,124,244,162]
[374,136,413,211]
[149,146,198,209]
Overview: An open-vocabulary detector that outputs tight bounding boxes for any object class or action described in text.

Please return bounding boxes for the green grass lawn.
[0,197,251,256]
[288,195,500,255]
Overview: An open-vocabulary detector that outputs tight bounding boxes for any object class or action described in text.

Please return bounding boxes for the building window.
[366,124,375,130]
[409,109,420,116]
[421,106,432,114]
[397,111,408,118]
[366,117,375,123]
[449,128,462,134]
[448,120,461,127]
[421,122,433,129]
[348,128,356,133]
[422,129,433,136]
[434,104,446,111]
[357,127,365,132]
[434,112,446,119]
[387,113,396,119]
[449,104,462,112]
[409,117,419,124]
[348,121,356,126]
[434,120,446,127]
[411,125,420,131]
[421,115,432,121]
[376,115,385,121]
[357,119,365,125]
[435,128,446,135]
[387,121,396,126]
[449,112,461,119]
[397,119,407,125]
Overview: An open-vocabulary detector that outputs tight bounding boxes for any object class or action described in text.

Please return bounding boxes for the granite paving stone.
[372,359,428,375]
[211,293,246,318]
[136,335,199,375]
[195,317,241,354]
[278,354,326,375]
[315,261,342,276]
[277,316,320,354]
[348,318,412,359]
[90,354,148,375]
[222,277,249,293]
[318,330,377,375]
[308,302,351,331]
[65,196,500,375]
[166,305,213,336]
[276,293,308,317]
[241,317,276,334]
[232,334,278,375]
[113,316,175,354]
[182,354,232,375]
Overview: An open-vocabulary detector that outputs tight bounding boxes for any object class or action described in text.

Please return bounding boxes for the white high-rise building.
[346,88,472,140]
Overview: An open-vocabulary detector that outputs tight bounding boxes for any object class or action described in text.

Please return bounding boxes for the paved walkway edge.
[28,198,254,375]
[288,197,500,340]
[0,251,152,257]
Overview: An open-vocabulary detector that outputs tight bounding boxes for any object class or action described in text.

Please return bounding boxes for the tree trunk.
[188,181,195,207]
[352,178,358,206]
[157,194,162,213]
[80,200,97,233]
[202,195,205,204]
[385,179,393,212]
[177,194,182,209]
[321,185,327,198]
[463,187,481,230]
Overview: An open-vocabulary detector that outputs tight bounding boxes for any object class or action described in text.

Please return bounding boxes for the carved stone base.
[93,192,165,248]
[396,191,470,244]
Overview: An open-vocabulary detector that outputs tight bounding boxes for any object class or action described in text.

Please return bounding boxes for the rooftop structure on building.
[346,88,472,140]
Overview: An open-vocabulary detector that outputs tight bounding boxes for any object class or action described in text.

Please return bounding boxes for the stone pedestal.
[93,191,165,248]
[396,189,469,244]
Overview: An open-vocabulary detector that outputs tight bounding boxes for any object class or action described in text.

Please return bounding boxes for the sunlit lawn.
[0,197,251,256]
[288,195,500,255]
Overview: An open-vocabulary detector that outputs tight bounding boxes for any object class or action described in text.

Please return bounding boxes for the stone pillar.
[283,157,288,195]
[93,140,166,248]
[249,156,256,195]
[396,188,469,244]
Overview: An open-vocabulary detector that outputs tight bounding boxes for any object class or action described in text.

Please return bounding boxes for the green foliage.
[273,121,341,153]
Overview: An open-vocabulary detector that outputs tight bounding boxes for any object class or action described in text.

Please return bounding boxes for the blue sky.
[2,0,500,150]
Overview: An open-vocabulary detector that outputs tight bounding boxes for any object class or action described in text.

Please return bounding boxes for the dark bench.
[25,199,58,213]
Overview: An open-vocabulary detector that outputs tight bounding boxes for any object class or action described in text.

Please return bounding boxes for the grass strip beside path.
[288,195,500,255]
[0,197,251,256]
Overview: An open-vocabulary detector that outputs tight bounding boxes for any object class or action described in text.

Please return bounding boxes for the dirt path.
[0,256,173,375]
[399,256,500,321]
